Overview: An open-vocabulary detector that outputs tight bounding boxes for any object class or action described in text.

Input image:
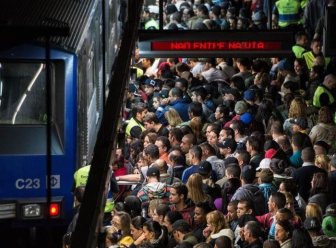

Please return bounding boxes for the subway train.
[0,0,125,230]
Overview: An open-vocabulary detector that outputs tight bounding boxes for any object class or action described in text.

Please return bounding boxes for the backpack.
[250,186,267,216]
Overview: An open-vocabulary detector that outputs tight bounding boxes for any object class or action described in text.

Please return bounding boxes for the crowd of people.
[141,0,335,38]
[64,0,336,248]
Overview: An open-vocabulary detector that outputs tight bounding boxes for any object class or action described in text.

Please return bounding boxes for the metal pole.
[45,35,52,218]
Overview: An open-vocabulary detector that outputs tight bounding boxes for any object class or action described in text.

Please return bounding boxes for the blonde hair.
[288,97,307,118]
[206,210,228,236]
[315,154,330,172]
[148,199,162,214]
[189,116,203,140]
[186,173,209,205]
[306,203,322,222]
[164,108,183,127]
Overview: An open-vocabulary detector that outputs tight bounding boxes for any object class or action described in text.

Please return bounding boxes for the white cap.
[148,5,159,14]
[256,158,271,171]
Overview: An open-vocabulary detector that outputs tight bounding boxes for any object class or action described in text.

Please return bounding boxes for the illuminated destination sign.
[151,41,282,51]
[139,30,294,57]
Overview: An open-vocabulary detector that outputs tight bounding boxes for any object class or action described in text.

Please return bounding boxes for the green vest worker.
[125,103,147,137]
[74,164,114,213]
[313,74,336,108]
[292,31,309,59]
[273,0,302,28]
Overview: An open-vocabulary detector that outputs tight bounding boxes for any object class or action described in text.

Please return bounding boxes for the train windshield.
[0,62,48,125]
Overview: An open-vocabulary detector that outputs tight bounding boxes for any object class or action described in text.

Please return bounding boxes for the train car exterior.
[0,0,123,226]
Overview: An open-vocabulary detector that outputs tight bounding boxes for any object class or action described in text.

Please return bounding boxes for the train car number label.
[15,178,40,189]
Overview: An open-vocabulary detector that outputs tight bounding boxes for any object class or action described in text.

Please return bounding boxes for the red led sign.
[151,41,282,51]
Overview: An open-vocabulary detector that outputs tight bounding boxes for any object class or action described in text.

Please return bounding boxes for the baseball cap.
[234,100,248,115]
[243,89,256,101]
[240,112,253,125]
[304,217,321,231]
[278,59,292,71]
[159,89,170,99]
[264,148,278,159]
[241,165,256,182]
[322,216,336,237]
[144,78,157,87]
[129,83,140,96]
[218,138,237,151]
[172,219,190,232]
[148,5,159,14]
[290,117,308,129]
[256,158,271,171]
[147,166,160,177]
[198,161,212,176]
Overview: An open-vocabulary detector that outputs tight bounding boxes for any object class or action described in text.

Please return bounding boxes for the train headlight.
[22,204,42,218]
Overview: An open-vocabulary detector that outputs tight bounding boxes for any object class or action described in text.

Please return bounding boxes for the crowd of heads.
[64,1,336,247]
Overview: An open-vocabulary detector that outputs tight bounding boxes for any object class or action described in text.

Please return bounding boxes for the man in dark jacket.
[292,147,327,202]
[241,221,264,248]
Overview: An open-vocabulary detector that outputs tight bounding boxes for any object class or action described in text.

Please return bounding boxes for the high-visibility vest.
[275,0,301,27]
[292,45,307,58]
[74,165,91,187]
[74,165,114,213]
[313,85,335,108]
[125,117,145,137]
[144,19,159,30]
[303,51,331,70]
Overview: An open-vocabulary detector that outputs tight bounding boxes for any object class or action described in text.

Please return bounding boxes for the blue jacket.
[165,99,190,121]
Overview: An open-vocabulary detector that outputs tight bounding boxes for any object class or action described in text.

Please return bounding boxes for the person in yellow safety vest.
[74,164,116,213]
[303,39,330,70]
[142,5,159,30]
[313,74,336,108]
[272,0,302,29]
[125,103,147,137]
[292,31,309,59]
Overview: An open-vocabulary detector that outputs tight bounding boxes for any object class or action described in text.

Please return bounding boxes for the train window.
[0,61,64,154]
[0,62,47,124]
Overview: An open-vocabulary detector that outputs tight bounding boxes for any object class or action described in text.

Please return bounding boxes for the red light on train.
[151,41,282,51]
[49,203,60,217]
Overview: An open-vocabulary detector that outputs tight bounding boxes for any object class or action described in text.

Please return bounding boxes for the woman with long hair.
[130,216,146,246]
[186,173,212,205]
[305,202,323,223]
[283,96,311,135]
[142,132,158,148]
[275,220,293,248]
[106,211,134,248]
[142,220,168,248]
[189,116,204,143]
[203,210,234,246]
[309,106,336,150]
[315,154,330,172]
[164,108,183,128]
[308,172,329,213]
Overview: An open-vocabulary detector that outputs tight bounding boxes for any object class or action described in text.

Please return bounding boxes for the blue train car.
[0,0,124,227]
